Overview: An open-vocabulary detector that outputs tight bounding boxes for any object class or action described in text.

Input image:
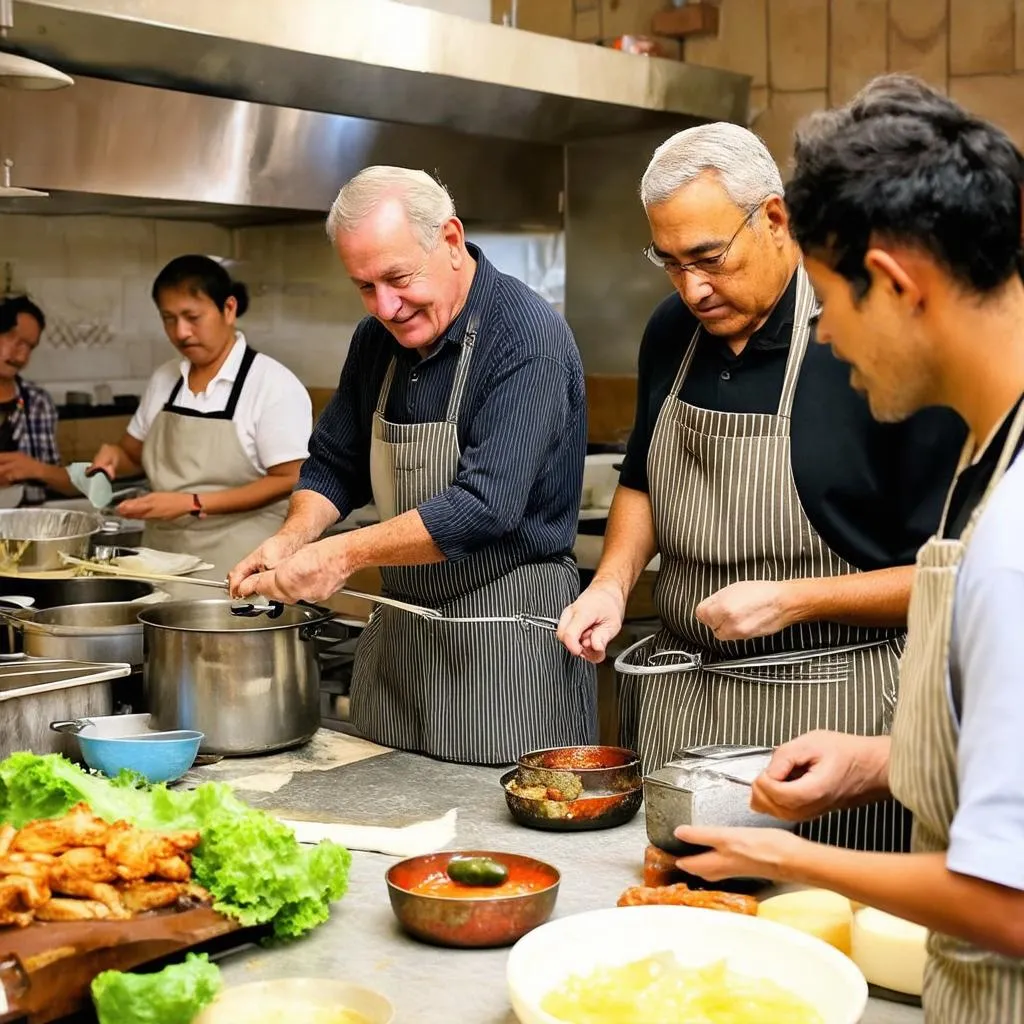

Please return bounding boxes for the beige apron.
[889,402,1024,1023]
[351,317,597,765]
[617,265,909,852]
[141,345,288,582]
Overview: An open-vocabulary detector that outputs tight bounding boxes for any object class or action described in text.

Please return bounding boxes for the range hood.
[0,74,566,226]
[4,0,749,143]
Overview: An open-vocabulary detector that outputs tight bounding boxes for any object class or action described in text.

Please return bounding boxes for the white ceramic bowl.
[193,979,395,1024]
[507,905,868,1024]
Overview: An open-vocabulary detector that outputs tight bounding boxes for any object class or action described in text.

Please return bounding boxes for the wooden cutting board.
[0,907,265,1023]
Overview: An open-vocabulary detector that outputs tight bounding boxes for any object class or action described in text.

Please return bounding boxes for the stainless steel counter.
[194,750,923,1024]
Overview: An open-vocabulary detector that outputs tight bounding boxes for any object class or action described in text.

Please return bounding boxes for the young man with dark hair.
[674,74,1024,1021]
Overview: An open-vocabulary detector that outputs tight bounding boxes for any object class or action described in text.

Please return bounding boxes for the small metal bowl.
[386,850,560,949]
[517,744,642,788]
[500,769,643,832]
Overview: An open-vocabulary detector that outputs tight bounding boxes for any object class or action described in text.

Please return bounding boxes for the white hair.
[326,166,456,250]
[640,122,784,211]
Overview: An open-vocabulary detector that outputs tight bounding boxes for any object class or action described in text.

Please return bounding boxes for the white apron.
[350,317,597,765]
[889,401,1024,1023]
[617,266,909,851]
[141,345,289,582]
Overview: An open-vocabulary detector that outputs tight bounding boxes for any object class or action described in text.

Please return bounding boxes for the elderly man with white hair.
[230,165,596,766]
[557,123,966,853]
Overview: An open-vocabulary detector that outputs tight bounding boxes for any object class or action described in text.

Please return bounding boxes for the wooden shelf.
[651,2,719,38]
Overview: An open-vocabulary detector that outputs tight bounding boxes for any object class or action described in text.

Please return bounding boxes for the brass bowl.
[504,745,643,832]
[386,850,560,949]
[501,769,643,832]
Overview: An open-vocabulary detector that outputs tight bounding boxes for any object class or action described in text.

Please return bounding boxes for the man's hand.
[751,731,891,822]
[674,825,805,883]
[557,578,627,663]
[116,492,192,521]
[232,537,349,604]
[695,580,800,641]
[0,452,44,485]
[228,532,308,597]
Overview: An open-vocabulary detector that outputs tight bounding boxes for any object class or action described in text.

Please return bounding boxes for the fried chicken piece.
[0,873,50,911]
[47,870,129,920]
[0,823,15,857]
[35,898,111,922]
[617,883,758,916]
[152,855,191,882]
[0,858,51,883]
[103,822,201,882]
[11,803,111,855]
[54,846,120,883]
[7,852,57,864]
[0,908,33,928]
[117,879,212,915]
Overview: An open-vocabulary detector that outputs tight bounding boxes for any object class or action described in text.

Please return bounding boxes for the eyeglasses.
[643,206,760,278]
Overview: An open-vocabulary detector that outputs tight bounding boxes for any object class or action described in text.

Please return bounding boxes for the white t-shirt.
[127,333,311,472]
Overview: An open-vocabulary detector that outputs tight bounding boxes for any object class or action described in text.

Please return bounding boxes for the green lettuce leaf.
[91,953,221,1024]
[0,753,351,939]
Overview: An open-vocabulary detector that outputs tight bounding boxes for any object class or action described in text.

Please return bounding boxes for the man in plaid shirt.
[0,297,70,505]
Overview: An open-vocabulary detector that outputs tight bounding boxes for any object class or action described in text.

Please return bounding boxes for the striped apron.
[889,402,1024,1023]
[617,266,909,852]
[349,317,597,765]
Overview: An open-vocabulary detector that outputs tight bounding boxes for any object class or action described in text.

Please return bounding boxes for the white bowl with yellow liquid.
[507,905,868,1024]
[194,979,395,1024]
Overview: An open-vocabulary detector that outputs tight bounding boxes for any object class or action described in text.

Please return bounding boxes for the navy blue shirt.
[300,244,587,563]
[620,274,968,571]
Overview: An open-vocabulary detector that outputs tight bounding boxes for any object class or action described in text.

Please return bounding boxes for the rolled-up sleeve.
[418,351,570,560]
[297,327,373,518]
[947,478,1024,890]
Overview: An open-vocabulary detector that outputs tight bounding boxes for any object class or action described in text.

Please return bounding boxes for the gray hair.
[640,122,784,211]
[326,166,456,250]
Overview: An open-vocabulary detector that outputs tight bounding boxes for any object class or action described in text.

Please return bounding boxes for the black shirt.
[300,244,587,563]
[619,273,969,571]
[944,396,1024,540]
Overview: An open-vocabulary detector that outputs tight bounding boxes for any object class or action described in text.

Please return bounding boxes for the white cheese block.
[758,889,854,954]
[851,907,928,996]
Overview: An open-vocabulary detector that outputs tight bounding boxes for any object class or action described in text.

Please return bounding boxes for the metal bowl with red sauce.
[501,745,643,832]
[386,850,560,949]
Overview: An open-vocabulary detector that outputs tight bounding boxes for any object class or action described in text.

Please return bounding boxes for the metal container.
[9,602,145,668]
[386,850,560,949]
[0,509,109,571]
[138,599,330,756]
[0,659,132,759]
[0,576,154,609]
[643,744,788,855]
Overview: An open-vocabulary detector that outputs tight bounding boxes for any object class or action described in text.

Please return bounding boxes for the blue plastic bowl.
[76,730,204,784]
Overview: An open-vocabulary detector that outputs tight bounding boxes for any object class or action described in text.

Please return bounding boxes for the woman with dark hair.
[90,255,312,578]
[0,295,71,505]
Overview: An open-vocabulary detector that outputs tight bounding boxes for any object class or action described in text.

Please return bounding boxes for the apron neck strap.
[374,315,481,425]
[776,264,816,419]
[444,315,479,424]
[955,398,1024,542]
[669,266,813,416]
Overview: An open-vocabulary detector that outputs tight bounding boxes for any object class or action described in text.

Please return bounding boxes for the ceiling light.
[0,0,72,90]
[0,50,72,90]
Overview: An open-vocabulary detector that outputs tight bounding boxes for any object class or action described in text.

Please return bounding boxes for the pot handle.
[50,718,91,735]
[0,607,63,637]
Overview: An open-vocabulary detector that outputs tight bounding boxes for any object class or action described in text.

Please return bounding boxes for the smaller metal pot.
[0,601,144,667]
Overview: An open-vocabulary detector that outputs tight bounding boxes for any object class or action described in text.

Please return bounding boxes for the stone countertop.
[198,749,923,1024]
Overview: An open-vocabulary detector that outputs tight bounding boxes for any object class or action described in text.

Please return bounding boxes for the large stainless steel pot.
[0,601,145,667]
[0,509,112,571]
[138,599,330,756]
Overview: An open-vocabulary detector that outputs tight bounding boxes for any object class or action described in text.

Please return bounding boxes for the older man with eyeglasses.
[557,122,966,855]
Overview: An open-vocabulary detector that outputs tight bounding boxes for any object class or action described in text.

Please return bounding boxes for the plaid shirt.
[10,378,60,505]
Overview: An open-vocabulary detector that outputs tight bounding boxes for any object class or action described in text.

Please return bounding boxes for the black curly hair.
[786,73,1024,299]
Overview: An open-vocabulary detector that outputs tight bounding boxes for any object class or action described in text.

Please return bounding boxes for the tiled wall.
[0,213,563,401]
[684,0,1024,170]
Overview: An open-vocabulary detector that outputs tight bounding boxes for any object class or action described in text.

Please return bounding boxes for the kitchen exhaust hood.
[0,75,566,226]
[3,0,749,143]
